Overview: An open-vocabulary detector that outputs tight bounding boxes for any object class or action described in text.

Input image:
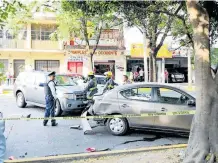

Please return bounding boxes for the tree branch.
[92,20,103,55]
[154,3,183,56]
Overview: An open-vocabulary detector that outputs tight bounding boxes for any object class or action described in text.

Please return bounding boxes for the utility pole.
[143,27,148,82]
[188,48,192,86]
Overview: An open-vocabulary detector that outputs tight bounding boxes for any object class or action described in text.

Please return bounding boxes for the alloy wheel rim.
[109,118,125,134]
[17,94,23,105]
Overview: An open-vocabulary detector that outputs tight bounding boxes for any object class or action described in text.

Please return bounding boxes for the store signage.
[70,50,118,56]
[130,43,149,58]
[68,56,83,62]
[157,44,172,58]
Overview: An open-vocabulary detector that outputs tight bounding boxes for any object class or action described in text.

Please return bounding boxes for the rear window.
[96,77,106,84]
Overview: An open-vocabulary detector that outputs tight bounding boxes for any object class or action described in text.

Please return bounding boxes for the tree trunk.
[149,54,153,82]
[90,53,94,71]
[152,54,157,82]
[184,1,218,163]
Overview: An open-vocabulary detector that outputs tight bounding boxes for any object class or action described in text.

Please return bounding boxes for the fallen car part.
[81,111,93,135]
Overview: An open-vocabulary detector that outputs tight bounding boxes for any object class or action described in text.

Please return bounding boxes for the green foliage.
[211,48,218,66]
[57,1,117,43]
[0,63,6,83]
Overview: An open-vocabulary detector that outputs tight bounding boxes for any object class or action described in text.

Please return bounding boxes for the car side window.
[157,87,189,105]
[35,74,46,85]
[121,87,152,101]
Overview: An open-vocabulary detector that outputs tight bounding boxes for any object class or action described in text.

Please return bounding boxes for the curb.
[4,144,187,163]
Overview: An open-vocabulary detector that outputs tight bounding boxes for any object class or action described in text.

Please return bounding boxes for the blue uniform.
[44,80,57,122]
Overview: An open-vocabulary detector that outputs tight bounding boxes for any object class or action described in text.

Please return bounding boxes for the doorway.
[13,59,25,78]
[67,62,83,74]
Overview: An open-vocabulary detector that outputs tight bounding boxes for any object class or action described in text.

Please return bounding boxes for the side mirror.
[187,100,195,106]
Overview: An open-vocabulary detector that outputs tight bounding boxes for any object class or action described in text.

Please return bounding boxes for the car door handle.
[34,87,38,90]
[161,108,167,112]
[121,104,129,108]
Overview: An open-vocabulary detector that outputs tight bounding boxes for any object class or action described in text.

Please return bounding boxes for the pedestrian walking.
[43,71,58,126]
[165,69,169,83]
[139,68,144,82]
[5,71,10,85]
[133,71,139,82]
[123,75,131,85]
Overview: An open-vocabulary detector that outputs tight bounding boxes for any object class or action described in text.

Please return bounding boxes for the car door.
[118,86,155,127]
[25,72,36,102]
[34,73,47,105]
[153,87,195,130]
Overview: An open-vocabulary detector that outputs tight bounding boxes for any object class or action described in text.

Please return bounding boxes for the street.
[1,95,188,160]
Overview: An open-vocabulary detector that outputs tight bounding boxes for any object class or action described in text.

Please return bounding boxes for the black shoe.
[43,120,48,126]
[51,122,58,126]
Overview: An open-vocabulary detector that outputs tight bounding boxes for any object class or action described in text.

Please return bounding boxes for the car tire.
[54,100,62,117]
[16,92,27,108]
[106,117,129,136]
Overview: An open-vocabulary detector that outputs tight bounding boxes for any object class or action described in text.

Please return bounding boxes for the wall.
[0,51,65,75]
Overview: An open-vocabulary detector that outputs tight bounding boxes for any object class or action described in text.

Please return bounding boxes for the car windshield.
[55,75,76,86]
[168,69,179,73]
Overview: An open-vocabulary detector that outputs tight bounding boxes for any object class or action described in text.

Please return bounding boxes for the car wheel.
[106,117,129,136]
[16,92,27,108]
[54,100,62,117]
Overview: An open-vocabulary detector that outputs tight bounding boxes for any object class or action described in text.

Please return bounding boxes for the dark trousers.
[44,95,55,122]
[140,76,143,82]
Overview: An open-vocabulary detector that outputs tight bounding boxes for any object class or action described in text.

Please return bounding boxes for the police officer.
[43,71,58,126]
[103,71,118,93]
[84,71,98,100]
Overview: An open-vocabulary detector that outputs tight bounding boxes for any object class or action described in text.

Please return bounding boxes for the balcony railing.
[31,40,60,50]
[0,39,27,49]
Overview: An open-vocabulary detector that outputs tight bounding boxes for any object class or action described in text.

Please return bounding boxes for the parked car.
[88,83,195,136]
[167,69,185,83]
[14,71,87,116]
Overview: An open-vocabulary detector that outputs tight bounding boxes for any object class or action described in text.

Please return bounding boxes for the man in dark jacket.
[43,71,58,126]
[103,71,118,93]
[84,71,98,100]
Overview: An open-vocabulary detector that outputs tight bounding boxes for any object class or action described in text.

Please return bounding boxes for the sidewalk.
[66,148,184,163]
[0,85,13,94]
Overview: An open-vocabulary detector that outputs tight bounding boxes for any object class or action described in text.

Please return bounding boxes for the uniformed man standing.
[103,71,118,93]
[84,71,98,100]
[43,71,58,126]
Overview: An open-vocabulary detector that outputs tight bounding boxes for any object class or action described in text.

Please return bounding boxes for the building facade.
[0,13,127,83]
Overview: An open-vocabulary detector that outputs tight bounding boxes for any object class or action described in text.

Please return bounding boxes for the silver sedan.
[88,83,195,136]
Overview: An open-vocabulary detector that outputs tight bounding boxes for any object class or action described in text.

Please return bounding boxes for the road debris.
[8,156,14,160]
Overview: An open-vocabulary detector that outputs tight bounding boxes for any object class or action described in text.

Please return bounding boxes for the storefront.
[66,49,126,83]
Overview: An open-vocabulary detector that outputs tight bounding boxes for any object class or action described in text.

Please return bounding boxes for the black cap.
[48,71,56,76]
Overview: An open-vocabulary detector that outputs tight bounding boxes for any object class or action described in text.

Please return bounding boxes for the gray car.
[88,83,196,136]
[14,71,87,116]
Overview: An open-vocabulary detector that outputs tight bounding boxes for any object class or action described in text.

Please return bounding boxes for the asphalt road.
[1,95,188,160]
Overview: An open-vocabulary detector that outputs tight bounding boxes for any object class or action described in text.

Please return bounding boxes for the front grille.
[76,94,86,101]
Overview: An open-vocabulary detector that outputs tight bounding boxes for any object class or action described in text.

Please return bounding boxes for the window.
[35,60,60,73]
[157,88,189,105]
[31,24,57,40]
[96,77,106,85]
[35,74,46,85]
[121,87,152,101]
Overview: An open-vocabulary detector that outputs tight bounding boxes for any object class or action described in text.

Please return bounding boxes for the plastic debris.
[9,156,14,160]
[86,147,96,152]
